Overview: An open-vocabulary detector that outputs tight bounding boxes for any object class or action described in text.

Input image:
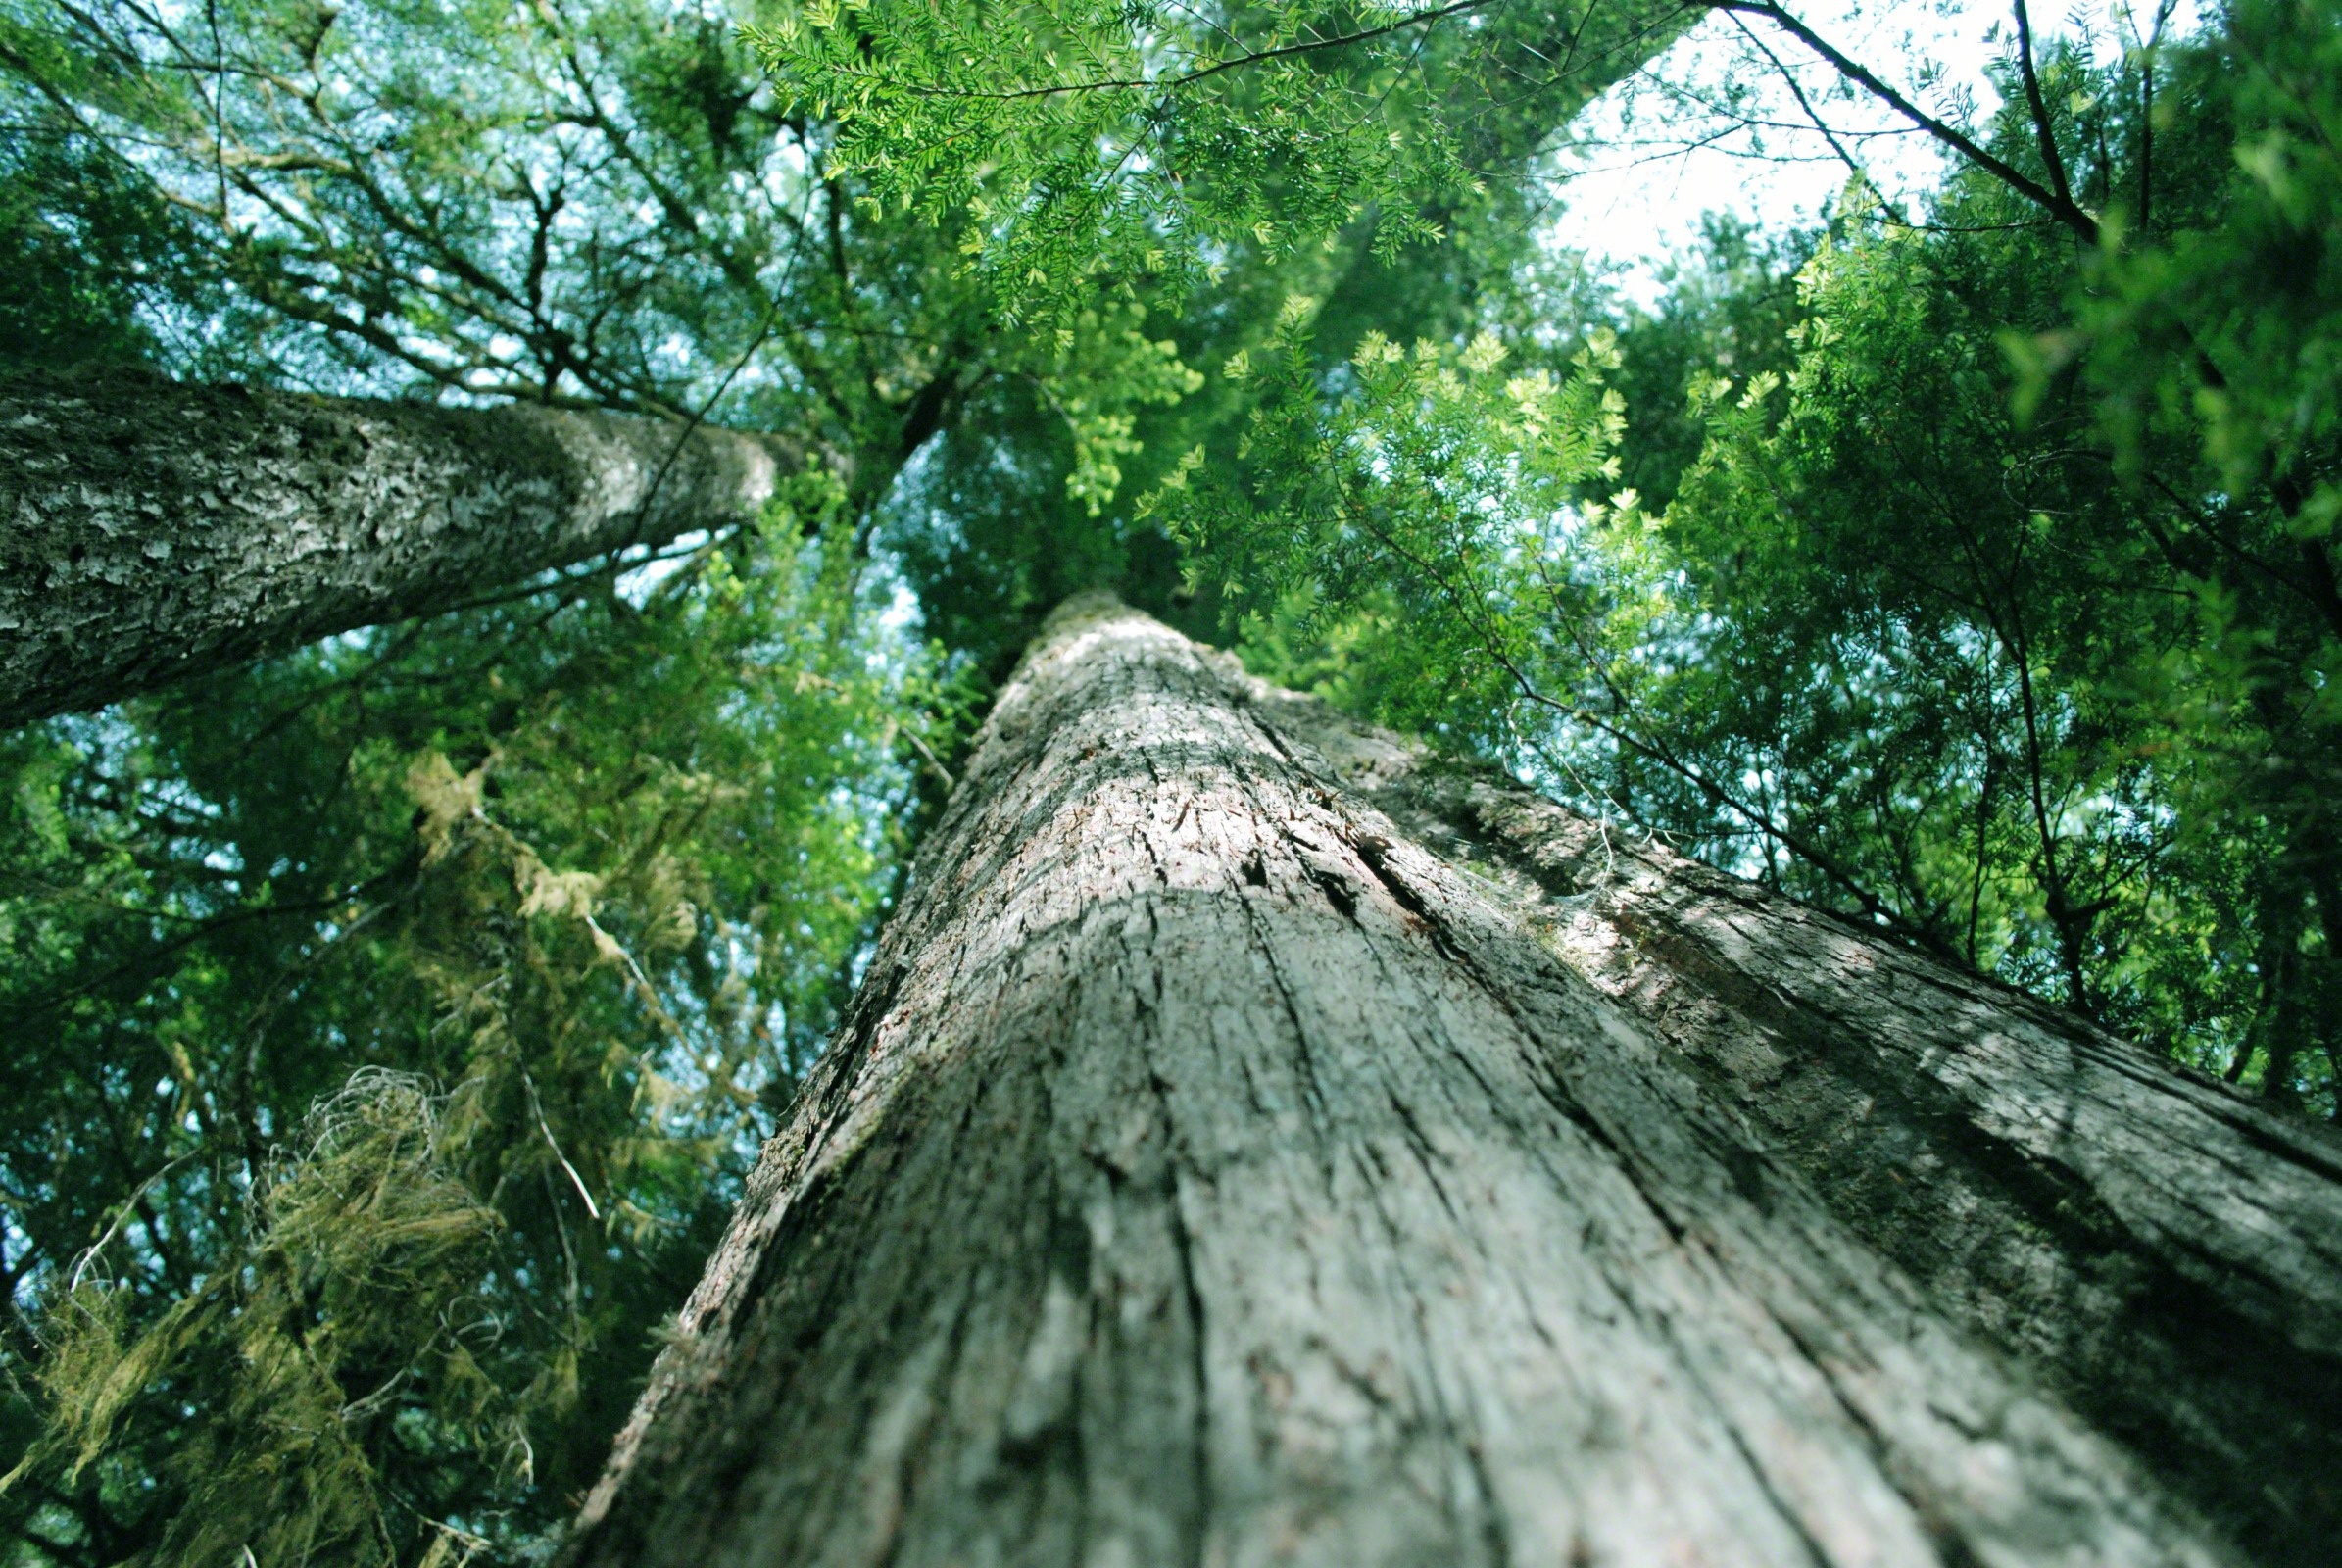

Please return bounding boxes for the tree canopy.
[1,0,2336,1561]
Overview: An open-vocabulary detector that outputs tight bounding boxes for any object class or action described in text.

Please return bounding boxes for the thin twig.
[69,1152,199,1292]
[520,1067,601,1223]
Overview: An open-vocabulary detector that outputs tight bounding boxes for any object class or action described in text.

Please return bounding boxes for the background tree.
[0,369,804,727]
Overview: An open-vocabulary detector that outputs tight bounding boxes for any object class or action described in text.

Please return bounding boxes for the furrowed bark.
[0,368,803,726]
[1287,706,2342,1567]
[564,596,2341,1568]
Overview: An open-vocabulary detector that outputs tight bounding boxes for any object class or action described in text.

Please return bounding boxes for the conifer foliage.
[2,514,942,1562]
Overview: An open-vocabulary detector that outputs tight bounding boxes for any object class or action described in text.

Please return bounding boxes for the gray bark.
[562,596,2342,1568]
[1310,716,2342,1566]
[0,368,801,726]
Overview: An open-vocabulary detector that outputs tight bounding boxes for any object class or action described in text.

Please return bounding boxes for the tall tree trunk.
[564,596,2342,1568]
[0,368,804,726]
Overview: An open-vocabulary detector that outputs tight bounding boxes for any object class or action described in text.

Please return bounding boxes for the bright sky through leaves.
[1549,0,2204,301]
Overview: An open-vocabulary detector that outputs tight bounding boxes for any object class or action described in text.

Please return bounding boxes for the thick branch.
[2009,0,2077,212]
[1716,0,2101,242]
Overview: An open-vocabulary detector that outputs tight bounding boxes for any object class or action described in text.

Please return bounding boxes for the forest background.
[0,0,2334,1560]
